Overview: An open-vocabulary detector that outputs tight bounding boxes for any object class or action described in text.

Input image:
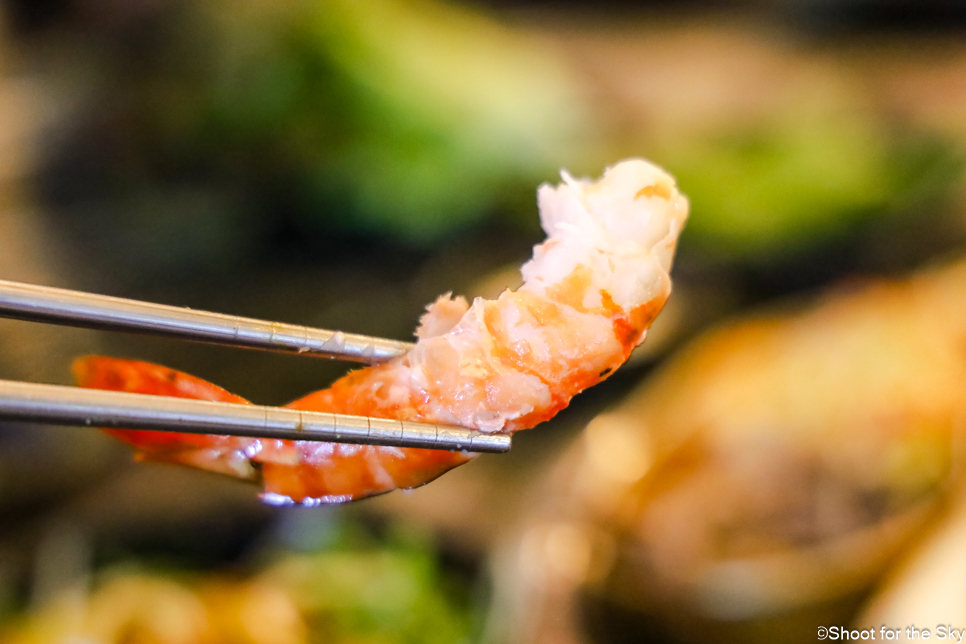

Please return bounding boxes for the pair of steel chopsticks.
[0,279,510,453]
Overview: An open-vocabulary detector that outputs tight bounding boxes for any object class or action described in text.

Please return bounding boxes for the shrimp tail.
[73,356,471,501]
[72,356,260,480]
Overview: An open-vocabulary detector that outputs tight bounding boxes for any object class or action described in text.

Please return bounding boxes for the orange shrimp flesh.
[75,159,689,505]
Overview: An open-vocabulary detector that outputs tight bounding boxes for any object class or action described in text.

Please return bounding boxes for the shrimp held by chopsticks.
[75,159,688,505]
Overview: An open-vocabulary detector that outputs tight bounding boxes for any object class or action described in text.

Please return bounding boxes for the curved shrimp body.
[76,159,688,504]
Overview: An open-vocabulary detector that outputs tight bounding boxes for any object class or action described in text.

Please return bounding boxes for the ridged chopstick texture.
[0,380,510,453]
[0,279,413,364]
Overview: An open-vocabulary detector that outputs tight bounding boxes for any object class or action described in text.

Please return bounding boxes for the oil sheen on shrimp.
[75,159,688,505]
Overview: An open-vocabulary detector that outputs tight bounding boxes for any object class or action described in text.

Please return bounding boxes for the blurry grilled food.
[497,258,966,644]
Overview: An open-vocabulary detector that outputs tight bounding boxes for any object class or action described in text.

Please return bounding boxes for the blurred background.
[2,0,966,641]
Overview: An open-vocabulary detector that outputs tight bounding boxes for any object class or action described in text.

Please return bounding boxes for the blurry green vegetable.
[140,0,589,244]
[266,533,472,644]
[660,106,963,262]
[59,1,966,266]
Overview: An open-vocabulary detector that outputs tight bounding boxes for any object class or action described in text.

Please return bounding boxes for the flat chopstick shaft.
[0,380,510,453]
[0,280,413,364]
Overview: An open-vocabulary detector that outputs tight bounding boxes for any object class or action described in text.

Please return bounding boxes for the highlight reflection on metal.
[0,380,511,453]
[0,279,414,364]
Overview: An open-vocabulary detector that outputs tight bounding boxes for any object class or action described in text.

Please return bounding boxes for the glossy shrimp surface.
[76,159,688,504]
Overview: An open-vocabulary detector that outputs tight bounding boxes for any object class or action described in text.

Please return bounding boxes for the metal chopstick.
[0,279,511,452]
[0,279,413,364]
[0,380,510,453]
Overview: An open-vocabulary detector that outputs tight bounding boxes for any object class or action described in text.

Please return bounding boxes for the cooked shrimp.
[75,159,688,504]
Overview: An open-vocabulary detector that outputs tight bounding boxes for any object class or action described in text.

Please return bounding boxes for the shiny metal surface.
[0,280,414,364]
[0,380,511,453]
